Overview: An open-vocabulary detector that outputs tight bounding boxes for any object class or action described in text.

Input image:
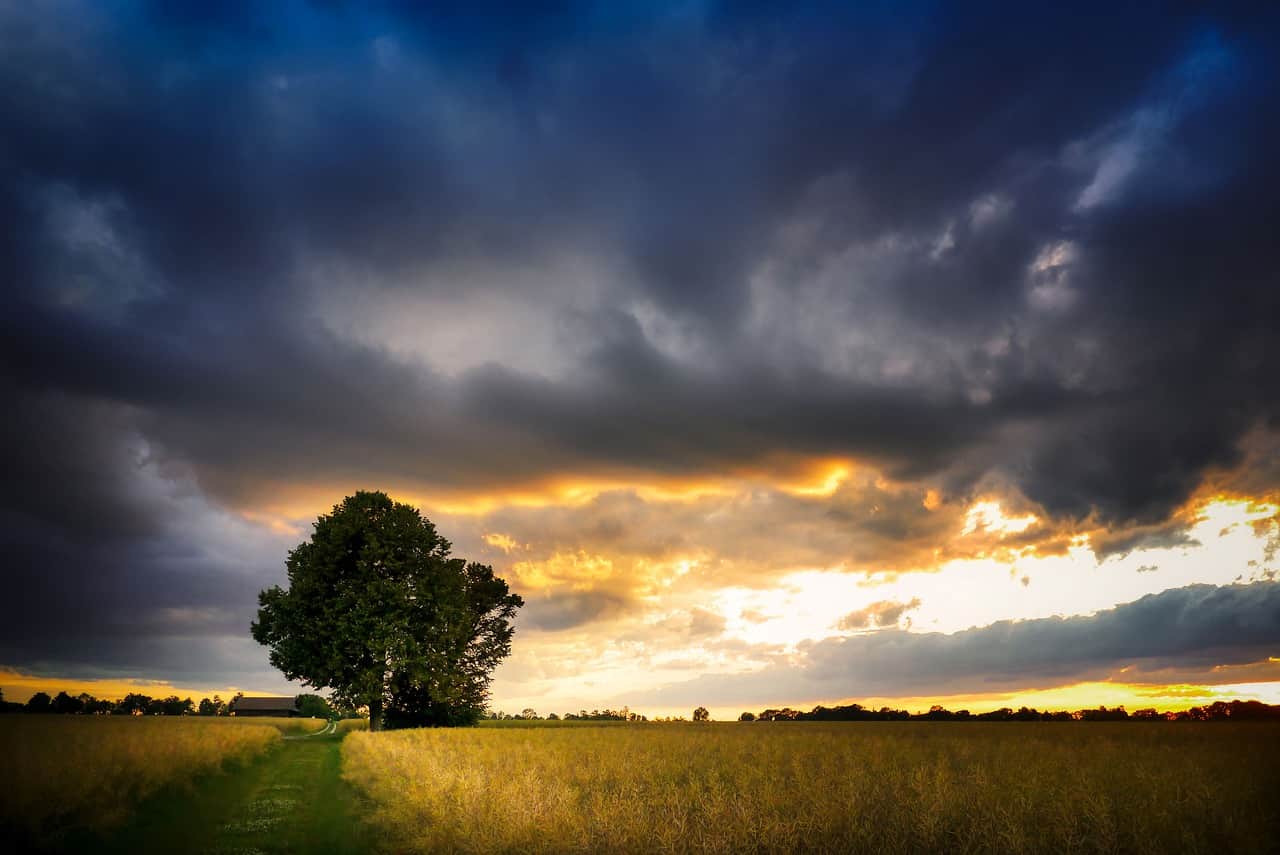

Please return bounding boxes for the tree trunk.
[369,697,383,732]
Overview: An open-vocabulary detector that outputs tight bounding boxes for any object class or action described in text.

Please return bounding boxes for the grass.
[98,723,372,855]
[0,716,281,847]
[245,716,328,735]
[342,721,1280,854]
[11,716,1278,853]
[192,715,329,735]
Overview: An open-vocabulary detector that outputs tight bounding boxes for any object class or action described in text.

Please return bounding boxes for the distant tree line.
[0,690,221,716]
[486,696,1280,727]
[5,685,1278,724]
[737,699,1280,723]
[0,688,347,718]
[485,706,649,722]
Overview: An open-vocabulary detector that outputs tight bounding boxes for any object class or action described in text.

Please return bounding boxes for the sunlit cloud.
[482,532,523,554]
[961,500,1038,538]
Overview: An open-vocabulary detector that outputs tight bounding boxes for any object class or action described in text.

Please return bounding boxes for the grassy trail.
[93,726,371,855]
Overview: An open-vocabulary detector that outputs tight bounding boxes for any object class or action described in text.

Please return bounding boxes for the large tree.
[251,491,522,730]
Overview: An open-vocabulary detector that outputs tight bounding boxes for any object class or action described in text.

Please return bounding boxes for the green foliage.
[94,723,369,855]
[251,491,522,730]
[296,693,334,719]
[692,706,710,722]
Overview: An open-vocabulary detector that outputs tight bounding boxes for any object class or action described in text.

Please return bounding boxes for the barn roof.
[233,696,298,711]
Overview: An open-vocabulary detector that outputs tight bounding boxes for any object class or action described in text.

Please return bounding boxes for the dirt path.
[284,719,337,739]
[94,725,371,854]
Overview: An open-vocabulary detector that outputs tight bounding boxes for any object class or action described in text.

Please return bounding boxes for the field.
[336,716,371,733]
[477,718,633,728]
[343,722,1280,854]
[5,717,1278,853]
[0,716,285,845]
[199,715,329,735]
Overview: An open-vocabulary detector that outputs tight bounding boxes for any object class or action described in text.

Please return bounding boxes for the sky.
[2,1,1279,718]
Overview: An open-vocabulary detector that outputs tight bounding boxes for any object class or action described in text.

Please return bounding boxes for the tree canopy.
[296,693,334,719]
[251,491,522,730]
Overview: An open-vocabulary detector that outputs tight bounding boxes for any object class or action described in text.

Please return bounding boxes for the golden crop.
[204,715,328,735]
[0,716,283,839]
[336,717,370,733]
[343,721,1280,854]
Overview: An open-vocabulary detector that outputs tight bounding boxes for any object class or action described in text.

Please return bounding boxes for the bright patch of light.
[508,551,616,590]
[962,501,1037,536]
[482,532,521,553]
[778,461,853,498]
[1190,496,1279,533]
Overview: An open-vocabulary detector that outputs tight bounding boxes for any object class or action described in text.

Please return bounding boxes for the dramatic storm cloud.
[3,1,1279,709]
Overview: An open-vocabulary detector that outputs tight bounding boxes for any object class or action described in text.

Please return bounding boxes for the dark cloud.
[836,598,922,630]
[0,383,295,688]
[3,1,1280,684]
[626,581,1280,706]
[4,2,1277,515]
[520,589,633,632]
[1092,517,1202,562]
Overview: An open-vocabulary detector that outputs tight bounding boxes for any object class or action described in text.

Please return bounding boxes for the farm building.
[232,696,300,717]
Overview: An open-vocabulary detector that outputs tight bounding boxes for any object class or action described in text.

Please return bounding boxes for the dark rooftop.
[233,696,298,711]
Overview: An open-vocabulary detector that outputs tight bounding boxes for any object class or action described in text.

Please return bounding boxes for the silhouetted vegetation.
[0,688,343,719]
[197,694,229,716]
[485,707,647,722]
[477,698,1280,724]
[746,699,1280,722]
[1171,699,1280,721]
[6,687,1279,727]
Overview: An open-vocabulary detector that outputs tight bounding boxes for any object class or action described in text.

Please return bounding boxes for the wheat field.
[342,721,1280,854]
[336,717,371,733]
[0,716,283,841]
[199,714,329,735]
